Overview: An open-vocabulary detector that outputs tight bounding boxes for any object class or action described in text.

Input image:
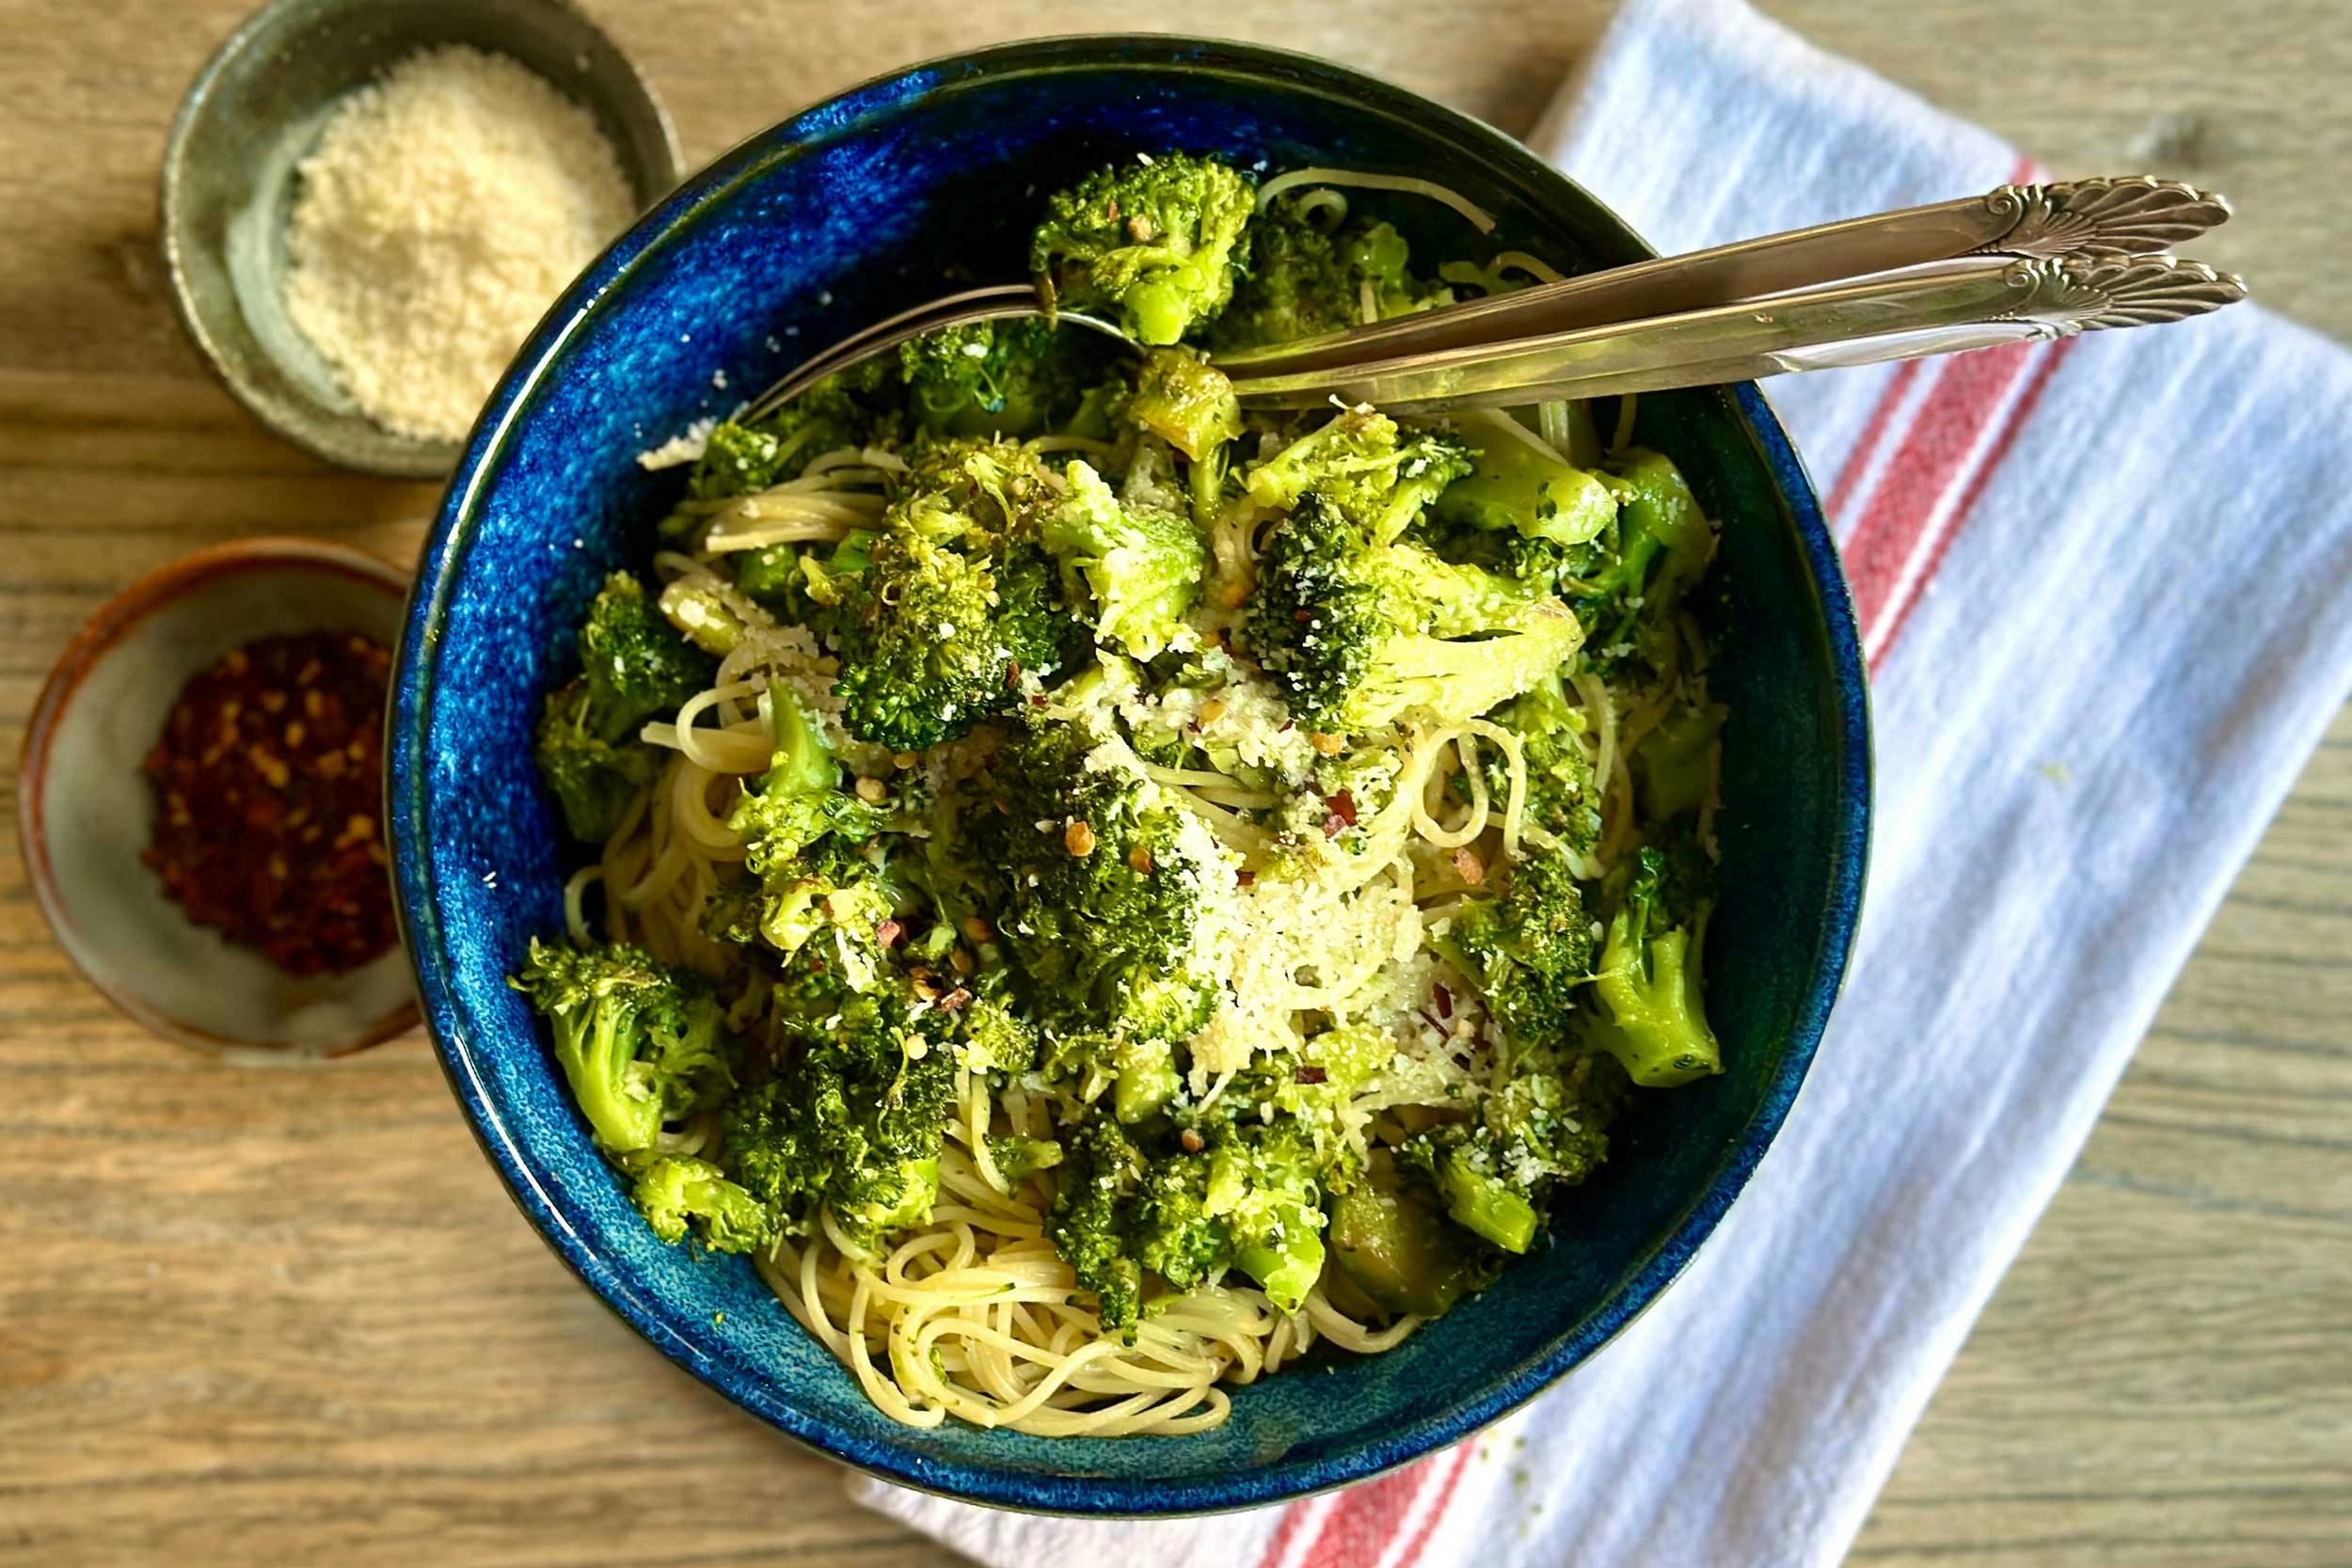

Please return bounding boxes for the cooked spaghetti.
[515,152,1729,1437]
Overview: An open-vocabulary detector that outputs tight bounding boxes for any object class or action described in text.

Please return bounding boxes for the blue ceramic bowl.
[389,36,1869,1514]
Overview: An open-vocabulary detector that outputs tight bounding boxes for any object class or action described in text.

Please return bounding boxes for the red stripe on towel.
[1391,1442,1480,1567]
[1868,334,2074,665]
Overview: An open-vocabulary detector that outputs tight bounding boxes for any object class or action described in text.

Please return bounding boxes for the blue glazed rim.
[389,35,1871,1515]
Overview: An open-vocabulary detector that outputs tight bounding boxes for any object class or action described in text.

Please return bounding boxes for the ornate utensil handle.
[1213,177,2233,376]
[1229,255,2249,413]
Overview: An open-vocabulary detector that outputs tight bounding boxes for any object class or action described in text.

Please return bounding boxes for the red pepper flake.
[874,919,904,948]
[1326,789,1358,827]
[1294,1066,1327,1085]
[1235,868,1257,888]
[1005,661,1024,689]
[139,631,394,976]
[938,988,974,1013]
[1028,694,1048,707]
[1433,983,1454,1020]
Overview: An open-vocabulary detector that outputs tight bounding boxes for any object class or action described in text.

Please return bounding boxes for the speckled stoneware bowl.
[22,539,418,1056]
[160,0,683,479]
[389,38,1870,1514]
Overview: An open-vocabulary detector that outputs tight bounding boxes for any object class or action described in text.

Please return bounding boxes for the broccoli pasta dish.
[515,153,1728,1437]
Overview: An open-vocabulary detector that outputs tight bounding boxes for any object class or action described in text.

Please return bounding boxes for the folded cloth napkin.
[855,0,2352,1560]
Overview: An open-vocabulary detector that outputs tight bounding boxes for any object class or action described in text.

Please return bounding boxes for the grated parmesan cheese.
[282,46,636,443]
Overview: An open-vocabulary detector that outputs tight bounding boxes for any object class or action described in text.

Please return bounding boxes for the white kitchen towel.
[855,0,2352,1562]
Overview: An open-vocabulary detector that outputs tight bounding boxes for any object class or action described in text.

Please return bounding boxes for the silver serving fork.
[742,176,2245,422]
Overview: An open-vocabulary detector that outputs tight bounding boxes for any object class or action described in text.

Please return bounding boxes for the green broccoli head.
[631,1155,770,1253]
[532,676,662,844]
[1129,1153,1225,1294]
[1244,492,1582,735]
[1205,1124,1331,1313]
[1586,839,1722,1087]
[723,967,953,1254]
[577,571,719,711]
[1488,674,1603,858]
[827,440,1082,750]
[687,372,891,504]
[1031,154,1256,345]
[1398,1056,1623,1255]
[956,990,1041,1075]
[1036,458,1204,661]
[1128,347,1244,462]
[1212,194,1454,352]
[1242,409,1473,546]
[896,317,1117,439]
[1431,420,1620,549]
[510,939,731,1155]
[754,839,898,987]
[1047,1116,1149,1328]
[977,718,1233,1045]
[533,572,719,843]
[1569,448,1717,670]
[1435,847,1597,1058]
[726,690,889,878]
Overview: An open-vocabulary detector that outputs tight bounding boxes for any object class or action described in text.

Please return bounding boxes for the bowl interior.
[161,0,681,478]
[24,544,417,1054]
[392,39,1867,1513]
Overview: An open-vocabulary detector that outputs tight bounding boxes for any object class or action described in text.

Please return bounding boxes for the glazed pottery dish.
[22,539,417,1055]
[160,0,681,477]
[389,37,1869,1513]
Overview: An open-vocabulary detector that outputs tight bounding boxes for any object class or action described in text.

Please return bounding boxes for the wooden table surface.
[3,2,2346,1563]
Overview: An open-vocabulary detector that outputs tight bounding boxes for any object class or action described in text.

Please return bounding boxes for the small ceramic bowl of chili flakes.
[19,537,418,1055]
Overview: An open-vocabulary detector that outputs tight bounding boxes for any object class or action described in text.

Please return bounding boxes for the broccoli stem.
[1233,1198,1327,1314]
[1436,1152,1541,1253]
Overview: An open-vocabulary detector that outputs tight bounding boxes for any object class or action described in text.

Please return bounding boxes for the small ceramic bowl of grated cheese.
[161,0,681,478]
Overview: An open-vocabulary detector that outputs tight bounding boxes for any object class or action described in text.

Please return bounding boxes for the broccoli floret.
[986,1133,1064,1184]
[1244,492,1583,734]
[1048,1117,1149,1328]
[1044,1117,1340,1325]
[510,939,730,1155]
[533,573,720,843]
[724,967,953,1254]
[1432,418,1619,548]
[1589,841,1723,1086]
[1129,347,1243,462]
[727,689,887,877]
[1435,847,1596,1057]
[1328,1166,1484,1316]
[1398,1058,1618,1255]
[1242,409,1472,545]
[579,571,719,709]
[631,1156,770,1253]
[1031,154,1256,345]
[684,371,891,507]
[1205,1125,1329,1314]
[532,680,662,845]
[828,441,1080,750]
[1037,458,1204,660]
[1130,1153,1225,1292]
[956,990,1041,1075]
[1569,449,1716,666]
[977,718,1232,1047]
[1212,196,1454,352]
[1486,673,1603,859]
[897,317,1111,438]
[756,840,898,984]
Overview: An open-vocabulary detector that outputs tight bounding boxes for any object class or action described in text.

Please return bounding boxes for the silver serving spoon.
[741,176,2245,422]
